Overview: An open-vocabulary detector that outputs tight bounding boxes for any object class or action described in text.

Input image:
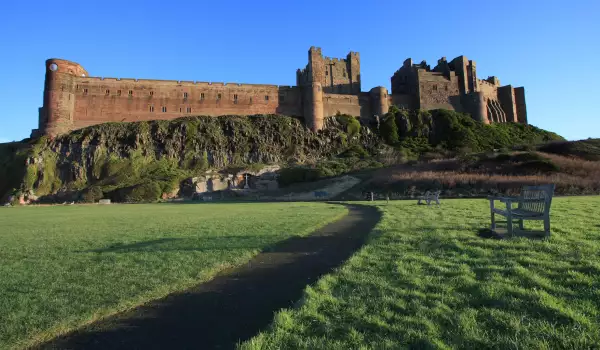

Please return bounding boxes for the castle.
[33,47,527,137]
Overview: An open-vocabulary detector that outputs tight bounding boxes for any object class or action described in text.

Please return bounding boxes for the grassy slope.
[0,202,347,349]
[242,197,600,349]
[357,150,600,198]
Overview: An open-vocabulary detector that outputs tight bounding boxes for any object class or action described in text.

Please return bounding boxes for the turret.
[370,86,389,117]
[304,82,324,131]
[470,91,489,124]
[42,59,88,136]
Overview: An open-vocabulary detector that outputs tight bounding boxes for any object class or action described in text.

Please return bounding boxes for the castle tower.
[347,51,361,94]
[301,47,326,131]
[370,86,389,117]
[42,59,88,136]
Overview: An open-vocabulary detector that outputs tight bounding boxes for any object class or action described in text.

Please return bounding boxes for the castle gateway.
[34,47,527,137]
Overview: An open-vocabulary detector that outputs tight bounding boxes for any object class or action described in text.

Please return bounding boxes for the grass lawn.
[242,196,600,349]
[0,202,347,349]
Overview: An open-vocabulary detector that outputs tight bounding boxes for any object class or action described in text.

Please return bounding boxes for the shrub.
[81,186,104,203]
[277,167,321,187]
[495,153,512,162]
[380,113,399,145]
[514,160,560,174]
[511,152,547,163]
[123,182,162,202]
[340,145,369,159]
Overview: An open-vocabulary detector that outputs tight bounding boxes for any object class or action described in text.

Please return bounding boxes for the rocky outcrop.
[7,115,376,202]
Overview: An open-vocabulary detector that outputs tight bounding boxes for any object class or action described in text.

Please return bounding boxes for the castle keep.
[34,47,527,137]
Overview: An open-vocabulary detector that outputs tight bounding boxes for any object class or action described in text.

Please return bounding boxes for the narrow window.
[162,106,167,113]
[279,95,284,103]
[249,97,253,103]
[105,89,110,95]
[234,94,238,104]
[128,90,133,96]
[149,105,154,112]
[180,107,182,113]
[200,93,205,100]
[342,71,346,77]
[433,85,438,91]
[187,107,191,113]
[183,92,188,99]
[83,88,88,95]
[117,90,122,96]
[445,85,448,91]
[265,95,269,101]
[149,91,154,96]
[217,93,221,100]
[325,70,328,76]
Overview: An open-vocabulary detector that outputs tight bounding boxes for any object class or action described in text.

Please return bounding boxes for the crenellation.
[35,47,528,137]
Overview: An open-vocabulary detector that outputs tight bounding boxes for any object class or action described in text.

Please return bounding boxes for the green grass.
[0,202,347,349]
[242,196,600,349]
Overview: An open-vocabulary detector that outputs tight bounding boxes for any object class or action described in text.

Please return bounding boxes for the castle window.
[105,89,110,95]
[149,105,154,112]
[183,92,188,99]
[128,90,133,96]
[83,88,88,95]
[162,106,167,113]
[279,95,284,103]
[187,107,191,113]
[325,70,328,76]
[445,85,448,91]
[180,107,182,113]
[433,85,438,91]
[117,90,121,96]
[234,94,238,104]
[249,97,253,103]
[149,91,154,96]
[265,95,269,101]
[200,93,205,100]
[217,93,221,100]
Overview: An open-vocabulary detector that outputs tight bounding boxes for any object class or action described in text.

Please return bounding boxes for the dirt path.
[36,204,381,350]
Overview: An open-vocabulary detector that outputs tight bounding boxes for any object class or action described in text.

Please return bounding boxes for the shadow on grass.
[477,228,502,239]
[36,204,382,350]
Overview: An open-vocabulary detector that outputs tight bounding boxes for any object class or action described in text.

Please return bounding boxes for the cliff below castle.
[1,110,566,204]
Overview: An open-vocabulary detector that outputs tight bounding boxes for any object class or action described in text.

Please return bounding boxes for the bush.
[123,182,163,202]
[514,160,560,174]
[495,153,512,162]
[339,145,369,159]
[511,152,547,163]
[81,186,104,203]
[380,113,399,145]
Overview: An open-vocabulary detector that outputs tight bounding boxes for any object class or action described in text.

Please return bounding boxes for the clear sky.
[0,0,598,142]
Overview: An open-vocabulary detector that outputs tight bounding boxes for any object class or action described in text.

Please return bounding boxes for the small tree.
[380,113,399,145]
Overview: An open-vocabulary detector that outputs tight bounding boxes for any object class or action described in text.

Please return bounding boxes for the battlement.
[79,75,292,89]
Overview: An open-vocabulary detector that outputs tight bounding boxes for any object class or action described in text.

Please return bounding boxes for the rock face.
[11,114,374,202]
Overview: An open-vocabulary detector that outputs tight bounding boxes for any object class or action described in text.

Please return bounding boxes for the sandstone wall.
[70,77,303,130]
[417,71,462,111]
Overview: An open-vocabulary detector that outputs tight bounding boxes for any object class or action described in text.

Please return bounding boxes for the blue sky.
[0,0,598,142]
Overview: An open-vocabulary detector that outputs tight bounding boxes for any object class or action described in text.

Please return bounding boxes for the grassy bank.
[0,202,347,349]
[242,196,600,349]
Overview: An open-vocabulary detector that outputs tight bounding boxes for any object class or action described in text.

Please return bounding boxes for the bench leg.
[518,219,524,230]
[507,213,513,236]
[544,218,551,237]
[490,211,496,230]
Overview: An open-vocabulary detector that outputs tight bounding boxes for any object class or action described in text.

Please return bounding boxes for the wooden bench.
[488,184,555,237]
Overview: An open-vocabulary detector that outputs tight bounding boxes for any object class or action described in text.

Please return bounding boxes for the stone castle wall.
[34,48,528,137]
